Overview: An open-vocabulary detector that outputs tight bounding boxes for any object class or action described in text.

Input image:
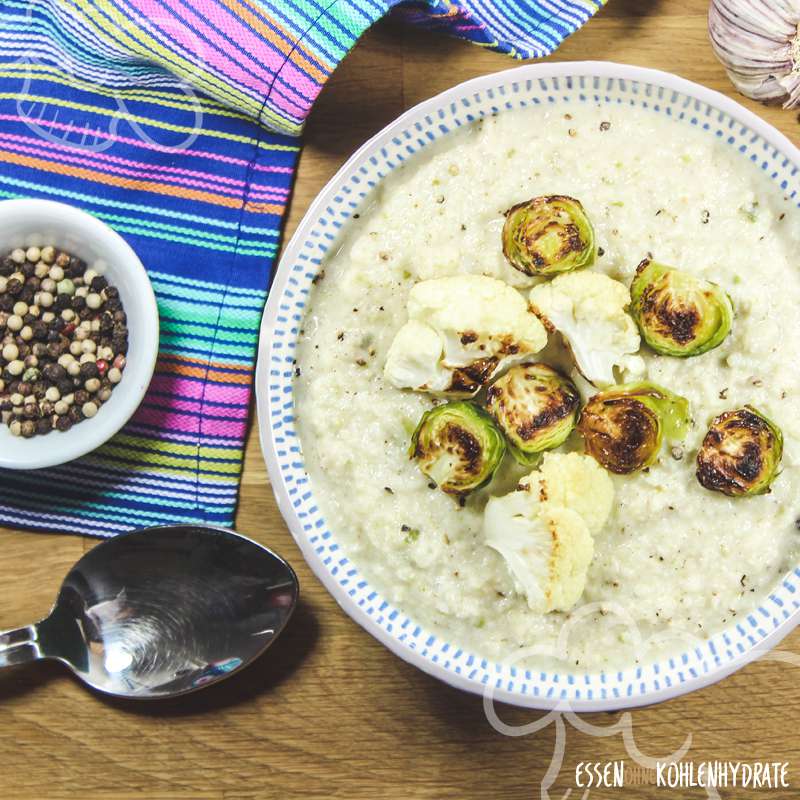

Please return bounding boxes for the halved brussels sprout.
[630,259,733,357]
[577,382,690,474]
[502,195,595,276]
[696,406,783,496]
[410,401,506,495]
[486,363,581,465]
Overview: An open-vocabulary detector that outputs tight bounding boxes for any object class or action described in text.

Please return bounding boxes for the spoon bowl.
[0,525,298,699]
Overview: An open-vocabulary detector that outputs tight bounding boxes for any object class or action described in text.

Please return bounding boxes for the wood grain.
[2,2,799,797]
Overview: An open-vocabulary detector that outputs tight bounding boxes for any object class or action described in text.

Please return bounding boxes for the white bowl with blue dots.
[256,62,800,710]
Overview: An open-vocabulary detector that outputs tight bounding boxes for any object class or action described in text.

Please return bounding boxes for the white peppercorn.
[7,314,23,331]
[2,343,18,361]
[25,246,40,262]
[10,248,25,264]
[108,367,122,384]
[82,401,98,418]
[45,386,60,402]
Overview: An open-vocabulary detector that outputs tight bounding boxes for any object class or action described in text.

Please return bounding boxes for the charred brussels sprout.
[502,195,595,277]
[630,259,733,357]
[696,406,783,496]
[486,363,581,465]
[577,382,690,474]
[410,401,506,495]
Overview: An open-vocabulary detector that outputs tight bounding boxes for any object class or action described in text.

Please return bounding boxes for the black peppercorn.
[91,275,108,292]
[42,363,67,383]
[74,389,90,405]
[79,362,99,380]
[46,342,62,360]
[6,277,22,296]
[36,417,52,435]
[55,415,72,431]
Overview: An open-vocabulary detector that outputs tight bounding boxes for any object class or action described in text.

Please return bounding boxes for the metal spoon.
[0,525,298,699]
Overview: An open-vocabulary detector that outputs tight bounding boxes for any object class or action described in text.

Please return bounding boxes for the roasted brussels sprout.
[577,382,689,474]
[486,363,581,465]
[696,406,783,496]
[502,195,595,276]
[410,401,506,495]
[630,259,733,357]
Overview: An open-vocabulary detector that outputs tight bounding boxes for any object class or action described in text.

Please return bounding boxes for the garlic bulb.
[709,0,800,107]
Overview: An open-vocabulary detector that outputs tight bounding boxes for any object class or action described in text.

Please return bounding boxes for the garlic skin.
[709,0,800,108]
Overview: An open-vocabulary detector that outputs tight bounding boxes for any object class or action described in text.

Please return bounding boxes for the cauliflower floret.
[384,275,547,396]
[525,452,614,535]
[485,497,593,613]
[529,271,640,387]
[483,453,614,612]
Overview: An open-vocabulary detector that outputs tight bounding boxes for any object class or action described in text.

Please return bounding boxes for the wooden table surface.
[2,2,799,798]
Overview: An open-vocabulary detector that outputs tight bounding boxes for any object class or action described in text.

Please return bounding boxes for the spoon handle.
[0,624,41,668]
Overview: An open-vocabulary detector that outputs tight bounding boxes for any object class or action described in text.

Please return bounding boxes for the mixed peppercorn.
[0,245,128,438]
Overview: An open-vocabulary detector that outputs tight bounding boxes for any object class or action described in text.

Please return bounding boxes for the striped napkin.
[0,0,605,536]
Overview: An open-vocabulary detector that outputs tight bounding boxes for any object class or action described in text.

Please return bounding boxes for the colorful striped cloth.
[0,0,605,536]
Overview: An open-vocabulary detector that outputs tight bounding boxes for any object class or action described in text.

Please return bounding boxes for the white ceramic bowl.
[257,62,800,710]
[0,199,159,469]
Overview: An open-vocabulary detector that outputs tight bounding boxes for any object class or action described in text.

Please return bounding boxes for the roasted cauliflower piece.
[529,271,641,387]
[483,453,614,613]
[384,275,548,397]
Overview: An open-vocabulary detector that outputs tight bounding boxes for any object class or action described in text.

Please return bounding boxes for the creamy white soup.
[293,102,800,669]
